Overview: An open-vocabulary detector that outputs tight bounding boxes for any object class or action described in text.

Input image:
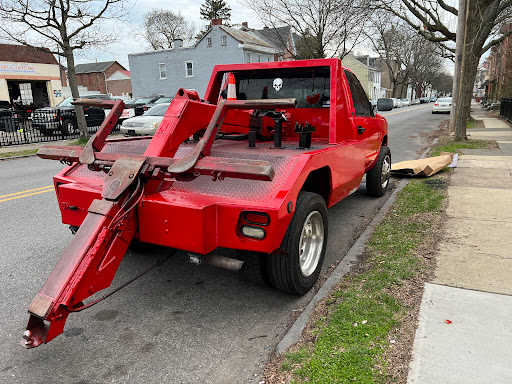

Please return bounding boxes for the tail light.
[435,103,439,106]
[238,211,270,240]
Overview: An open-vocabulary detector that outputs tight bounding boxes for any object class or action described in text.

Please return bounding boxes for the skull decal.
[273,78,283,92]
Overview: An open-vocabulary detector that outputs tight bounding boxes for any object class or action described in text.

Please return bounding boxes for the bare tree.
[367,13,447,98]
[0,0,129,137]
[378,0,512,139]
[367,15,415,97]
[239,0,371,59]
[142,9,195,50]
[432,72,454,95]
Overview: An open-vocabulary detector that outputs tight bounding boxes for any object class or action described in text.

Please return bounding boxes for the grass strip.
[429,138,491,157]
[280,176,447,383]
[466,119,484,129]
[0,148,39,158]
[69,137,89,146]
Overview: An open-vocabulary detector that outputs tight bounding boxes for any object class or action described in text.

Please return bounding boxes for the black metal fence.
[501,98,512,122]
[0,109,118,147]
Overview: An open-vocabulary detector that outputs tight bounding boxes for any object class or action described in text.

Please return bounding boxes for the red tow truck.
[21,58,390,348]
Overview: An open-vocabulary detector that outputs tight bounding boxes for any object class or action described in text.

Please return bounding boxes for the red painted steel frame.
[23,58,387,348]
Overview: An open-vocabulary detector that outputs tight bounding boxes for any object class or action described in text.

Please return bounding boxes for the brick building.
[74,61,131,96]
[106,70,132,97]
[487,23,512,100]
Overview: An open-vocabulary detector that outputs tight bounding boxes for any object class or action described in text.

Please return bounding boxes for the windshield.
[438,98,452,102]
[144,103,169,116]
[57,97,74,107]
[155,97,172,104]
[231,67,331,108]
[135,98,153,104]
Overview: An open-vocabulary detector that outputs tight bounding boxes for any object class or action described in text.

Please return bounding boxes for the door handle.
[357,126,365,134]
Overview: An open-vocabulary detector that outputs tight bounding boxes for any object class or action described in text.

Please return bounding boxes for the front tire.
[366,146,391,197]
[267,192,328,295]
[61,119,78,136]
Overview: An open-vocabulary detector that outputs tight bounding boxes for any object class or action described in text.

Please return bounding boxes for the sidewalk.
[408,103,512,383]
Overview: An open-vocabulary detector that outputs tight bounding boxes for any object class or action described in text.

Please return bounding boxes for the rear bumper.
[137,192,289,255]
[56,181,290,255]
[120,126,157,136]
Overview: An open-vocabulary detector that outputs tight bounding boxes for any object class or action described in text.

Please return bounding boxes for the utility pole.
[449,0,467,135]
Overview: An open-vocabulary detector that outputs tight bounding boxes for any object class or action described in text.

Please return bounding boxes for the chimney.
[174,39,183,49]
[212,18,222,26]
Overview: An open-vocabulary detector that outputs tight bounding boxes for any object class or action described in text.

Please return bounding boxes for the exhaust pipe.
[188,253,245,271]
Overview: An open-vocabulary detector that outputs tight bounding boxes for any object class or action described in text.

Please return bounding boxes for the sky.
[77,0,261,69]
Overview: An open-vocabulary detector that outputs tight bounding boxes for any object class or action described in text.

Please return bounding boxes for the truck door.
[344,70,381,167]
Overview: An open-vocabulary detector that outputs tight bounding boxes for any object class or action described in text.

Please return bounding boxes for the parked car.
[419,97,430,103]
[432,97,452,114]
[401,98,411,106]
[32,94,112,135]
[120,103,170,136]
[0,101,15,132]
[391,98,402,108]
[131,97,160,116]
[143,97,174,112]
[377,98,394,111]
[410,99,420,105]
[430,97,437,102]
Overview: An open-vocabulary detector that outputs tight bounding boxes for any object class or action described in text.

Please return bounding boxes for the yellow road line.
[0,185,54,199]
[0,187,54,203]
[382,105,432,116]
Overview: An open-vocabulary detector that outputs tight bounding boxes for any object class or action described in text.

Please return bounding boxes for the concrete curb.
[0,154,38,161]
[276,143,436,355]
[276,177,410,354]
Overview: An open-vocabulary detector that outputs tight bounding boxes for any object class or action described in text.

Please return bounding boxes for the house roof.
[254,26,292,53]
[0,44,58,65]
[219,26,273,48]
[107,70,131,81]
[74,61,117,74]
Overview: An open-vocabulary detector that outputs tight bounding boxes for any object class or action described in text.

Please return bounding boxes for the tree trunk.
[453,0,491,140]
[63,46,88,138]
[449,0,466,135]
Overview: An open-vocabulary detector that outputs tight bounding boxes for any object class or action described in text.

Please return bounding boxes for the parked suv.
[0,101,14,132]
[32,94,112,135]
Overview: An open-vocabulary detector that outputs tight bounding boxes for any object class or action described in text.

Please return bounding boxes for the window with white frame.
[159,63,167,79]
[221,36,227,46]
[247,53,251,63]
[258,55,261,62]
[206,38,212,47]
[185,61,194,77]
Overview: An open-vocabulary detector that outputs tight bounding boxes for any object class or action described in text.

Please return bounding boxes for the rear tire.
[366,146,391,197]
[236,250,271,287]
[267,192,328,295]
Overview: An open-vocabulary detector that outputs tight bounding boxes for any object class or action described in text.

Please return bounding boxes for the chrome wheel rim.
[298,211,324,277]
[381,155,391,189]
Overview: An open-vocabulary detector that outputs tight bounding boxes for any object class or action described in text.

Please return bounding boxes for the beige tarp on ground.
[391,152,457,177]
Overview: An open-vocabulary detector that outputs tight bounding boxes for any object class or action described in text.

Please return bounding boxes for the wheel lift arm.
[22,156,146,348]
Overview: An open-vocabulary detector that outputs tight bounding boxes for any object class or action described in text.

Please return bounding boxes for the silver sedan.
[120,103,170,136]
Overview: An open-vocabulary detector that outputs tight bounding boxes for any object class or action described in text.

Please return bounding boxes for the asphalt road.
[0,104,446,384]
